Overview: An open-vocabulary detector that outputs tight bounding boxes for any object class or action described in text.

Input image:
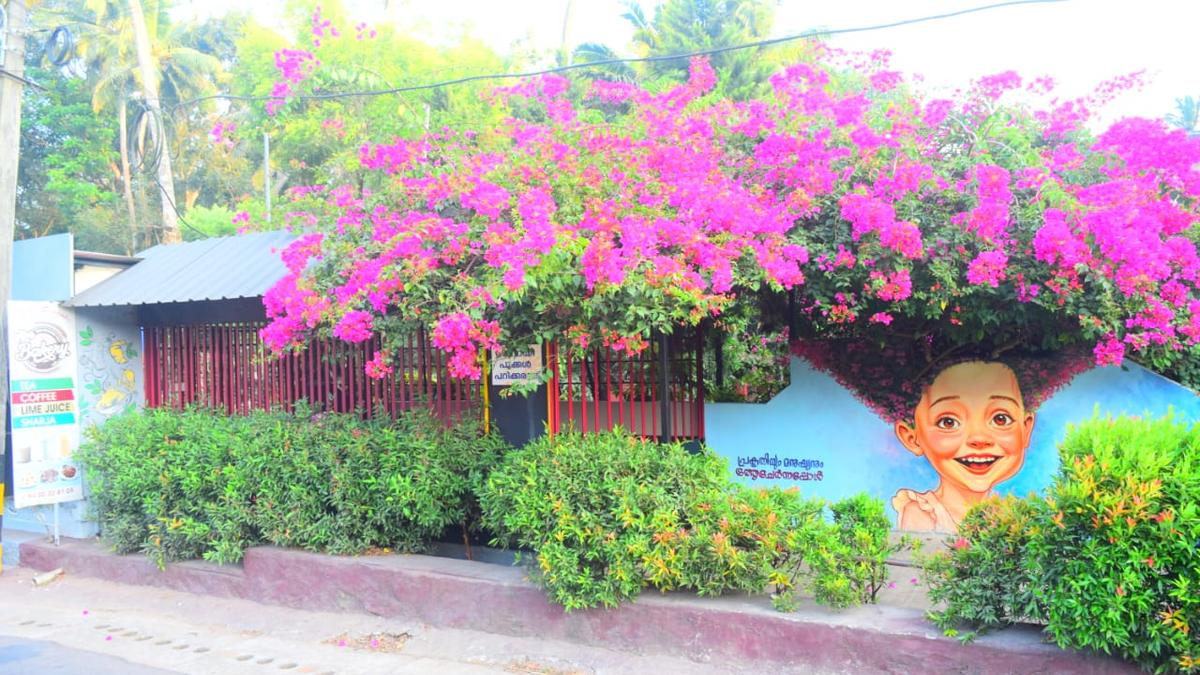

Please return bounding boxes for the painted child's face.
[894,362,1035,494]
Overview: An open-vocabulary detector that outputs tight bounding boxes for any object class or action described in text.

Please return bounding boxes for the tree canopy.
[575,0,793,100]
[16,0,513,250]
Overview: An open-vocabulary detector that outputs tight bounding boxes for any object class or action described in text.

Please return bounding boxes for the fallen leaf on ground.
[505,659,589,675]
[323,631,410,652]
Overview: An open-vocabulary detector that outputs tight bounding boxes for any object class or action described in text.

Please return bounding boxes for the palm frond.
[572,42,639,82]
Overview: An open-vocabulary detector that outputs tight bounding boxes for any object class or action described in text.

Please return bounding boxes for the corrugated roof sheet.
[67,230,297,307]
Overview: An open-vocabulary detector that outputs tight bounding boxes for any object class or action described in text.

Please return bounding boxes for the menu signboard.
[7,301,84,508]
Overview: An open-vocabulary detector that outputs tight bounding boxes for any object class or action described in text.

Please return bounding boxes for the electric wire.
[151,170,210,240]
[0,66,44,89]
[128,104,165,176]
[168,0,1068,111]
[133,103,207,240]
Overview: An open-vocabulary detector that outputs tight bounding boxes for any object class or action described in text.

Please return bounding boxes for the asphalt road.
[0,636,177,674]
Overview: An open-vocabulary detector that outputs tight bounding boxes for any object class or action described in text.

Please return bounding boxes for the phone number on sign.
[734,468,824,482]
[21,487,80,499]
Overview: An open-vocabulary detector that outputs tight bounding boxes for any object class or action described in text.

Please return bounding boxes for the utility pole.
[0,0,29,501]
[559,0,575,67]
[263,132,271,225]
[127,0,180,244]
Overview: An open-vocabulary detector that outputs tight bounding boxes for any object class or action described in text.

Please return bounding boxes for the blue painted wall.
[11,234,73,301]
[706,356,1200,526]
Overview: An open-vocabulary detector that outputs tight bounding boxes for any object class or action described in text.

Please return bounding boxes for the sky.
[179,0,1197,125]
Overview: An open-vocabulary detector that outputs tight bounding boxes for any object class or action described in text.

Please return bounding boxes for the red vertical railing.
[549,328,704,441]
[144,323,480,424]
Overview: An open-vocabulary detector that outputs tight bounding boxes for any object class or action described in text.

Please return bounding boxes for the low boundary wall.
[20,538,1135,674]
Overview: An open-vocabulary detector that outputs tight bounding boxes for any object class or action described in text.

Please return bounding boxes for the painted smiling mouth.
[954,455,1001,474]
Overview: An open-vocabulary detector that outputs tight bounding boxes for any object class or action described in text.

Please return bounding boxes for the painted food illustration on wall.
[78,325,140,421]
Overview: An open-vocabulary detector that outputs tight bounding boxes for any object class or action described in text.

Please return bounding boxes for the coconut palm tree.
[75,4,139,250]
[573,0,779,100]
[1167,95,1199,134]
[77,0,222,247]
[633,0,776,100]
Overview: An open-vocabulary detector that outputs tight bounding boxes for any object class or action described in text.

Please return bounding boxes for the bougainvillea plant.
[254,10,1200,387]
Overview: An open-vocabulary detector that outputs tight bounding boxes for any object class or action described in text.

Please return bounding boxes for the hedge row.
[79,408,902,612]
[78,406,507,567]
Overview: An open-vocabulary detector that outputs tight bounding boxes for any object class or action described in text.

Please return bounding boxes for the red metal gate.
[143,323,481,422]
[548,330,704,441]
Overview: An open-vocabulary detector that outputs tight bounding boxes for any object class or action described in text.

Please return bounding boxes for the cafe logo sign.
[15,322,72,373]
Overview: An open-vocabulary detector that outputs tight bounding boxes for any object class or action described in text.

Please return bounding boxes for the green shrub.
[479,429,718,609]
[668,482,830,611]
[1032,415,1199,673]
[479,429,890,611]
[239,409,508,555]
[921,414,1200,673]
[75,407,249,567]
[816,493,913,608]
[922,496,1045,640]
[77,406,509,567]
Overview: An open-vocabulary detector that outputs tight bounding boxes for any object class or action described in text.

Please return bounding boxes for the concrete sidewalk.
[0,567,775,675]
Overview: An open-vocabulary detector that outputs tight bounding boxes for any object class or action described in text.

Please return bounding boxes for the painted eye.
[935,416,960,430]
[992,412,1014,426]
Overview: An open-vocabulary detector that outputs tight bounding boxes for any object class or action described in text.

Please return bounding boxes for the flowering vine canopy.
[256,29,1200,386]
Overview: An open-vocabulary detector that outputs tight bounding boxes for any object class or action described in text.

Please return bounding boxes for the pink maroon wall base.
[21,538,1136,675]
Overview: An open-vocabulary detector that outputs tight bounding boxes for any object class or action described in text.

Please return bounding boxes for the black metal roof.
[66,230,297,308]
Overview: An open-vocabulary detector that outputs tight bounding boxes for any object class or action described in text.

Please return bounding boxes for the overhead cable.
[169,0,1068,111]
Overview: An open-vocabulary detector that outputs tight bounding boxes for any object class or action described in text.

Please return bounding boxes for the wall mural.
[890,359,1038,532]
[705,343,1200,533]
[76,309,143,430]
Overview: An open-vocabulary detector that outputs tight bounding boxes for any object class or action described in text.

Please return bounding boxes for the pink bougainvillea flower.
[966,250,1009,288]
[1094,333,1125,366]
